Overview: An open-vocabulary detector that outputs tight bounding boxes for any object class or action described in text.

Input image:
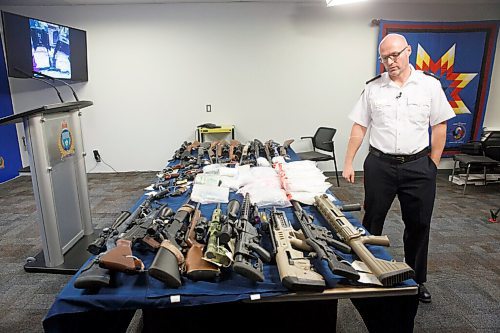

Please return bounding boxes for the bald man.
[343,34,455,303]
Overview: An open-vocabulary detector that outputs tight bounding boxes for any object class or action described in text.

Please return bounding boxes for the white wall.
[1,2,499,173]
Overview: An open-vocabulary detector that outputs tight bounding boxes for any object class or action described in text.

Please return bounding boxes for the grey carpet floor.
[0,171,498,332]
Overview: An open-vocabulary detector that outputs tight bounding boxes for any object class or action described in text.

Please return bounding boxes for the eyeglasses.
[379,45,408,63]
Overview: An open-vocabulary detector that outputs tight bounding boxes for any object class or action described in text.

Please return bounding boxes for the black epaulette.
[423,71,441,80]
[365,74,381,85]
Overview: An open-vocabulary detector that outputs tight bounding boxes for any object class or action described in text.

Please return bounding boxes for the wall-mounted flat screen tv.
[1,11,88,82]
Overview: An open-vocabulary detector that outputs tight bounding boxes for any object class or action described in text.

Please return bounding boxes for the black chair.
[297,127,339,186]
[451,131,500,194]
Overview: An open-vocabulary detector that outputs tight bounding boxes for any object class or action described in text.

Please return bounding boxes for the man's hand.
[342,164,356,183]
[430,157,440,167]
[342,123,367,185]
[430,121,447,168]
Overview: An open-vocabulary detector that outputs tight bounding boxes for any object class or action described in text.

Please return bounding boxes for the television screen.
[1,11,88,82]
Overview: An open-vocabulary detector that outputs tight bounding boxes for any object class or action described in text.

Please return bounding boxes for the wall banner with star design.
[377,20,499,154]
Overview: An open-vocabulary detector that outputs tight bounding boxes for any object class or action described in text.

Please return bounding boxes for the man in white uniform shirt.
[343,33,455,303]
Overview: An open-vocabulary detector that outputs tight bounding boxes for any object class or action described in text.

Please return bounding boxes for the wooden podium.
[0,101,98,273]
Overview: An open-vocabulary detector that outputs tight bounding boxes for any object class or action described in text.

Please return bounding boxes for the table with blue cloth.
[43,152,418,332]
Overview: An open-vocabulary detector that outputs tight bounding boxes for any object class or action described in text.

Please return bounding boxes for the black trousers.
[362,152,437,284]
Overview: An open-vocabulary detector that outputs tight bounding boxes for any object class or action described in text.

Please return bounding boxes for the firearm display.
[269,208,326,291]
[74,137,416,294]
[292,200,360,281]
[232,193,271,282]
[185,203,220,281]
[314,194,415,286]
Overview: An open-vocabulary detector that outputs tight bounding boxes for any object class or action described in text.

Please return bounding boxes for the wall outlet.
[93,150,101,162]
[206,104,211,112]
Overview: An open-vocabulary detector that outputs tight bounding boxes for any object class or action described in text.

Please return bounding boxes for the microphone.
[14,67,64,103]
[32,70,80,102]
[396,92,402,99]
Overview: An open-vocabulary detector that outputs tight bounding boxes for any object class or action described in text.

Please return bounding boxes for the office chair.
[297,127,340,186]
[451,131,500,194]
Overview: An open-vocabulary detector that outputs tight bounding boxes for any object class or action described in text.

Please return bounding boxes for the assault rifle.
[149,199,195,287]
[291,200,359,281]
[99,203,172,273]
[232,193,271,282]
[314,194,415,286]
[269,208,325,291]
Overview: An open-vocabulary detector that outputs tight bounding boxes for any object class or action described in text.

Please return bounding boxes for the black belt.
[369,146,429,164]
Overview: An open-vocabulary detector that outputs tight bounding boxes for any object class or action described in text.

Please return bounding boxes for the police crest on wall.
[377,20,499,154]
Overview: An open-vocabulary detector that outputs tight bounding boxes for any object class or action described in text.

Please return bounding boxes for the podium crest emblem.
[58,120,75,158]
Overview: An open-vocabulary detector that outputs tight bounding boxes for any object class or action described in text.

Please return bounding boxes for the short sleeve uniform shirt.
[349,65,456,155]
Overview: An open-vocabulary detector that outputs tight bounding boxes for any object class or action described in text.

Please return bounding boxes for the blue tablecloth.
[43,152,416,331]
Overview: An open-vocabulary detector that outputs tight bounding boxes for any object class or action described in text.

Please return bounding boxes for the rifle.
[218,199,240,245]
[291,200,359,281]
[99,203,171,273]
[232,193,271,282]
[314,194,415,286]
[280,139,294,160]
[269,208,326,291]
[239,142,251,165]
[149,199,195,287]
[263,140,273,164]
[74,199,162,289]
[253,139,263,160]
[203,203,233,267]
[208,140,219,164]
[74,211,132,289]
[170,141,190,161]
[229,139,241,163]
[216,140,227,163]
[87,211,132,255]
[185,203,220,281]
[180,140,200,160]
[197,142,212,167]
